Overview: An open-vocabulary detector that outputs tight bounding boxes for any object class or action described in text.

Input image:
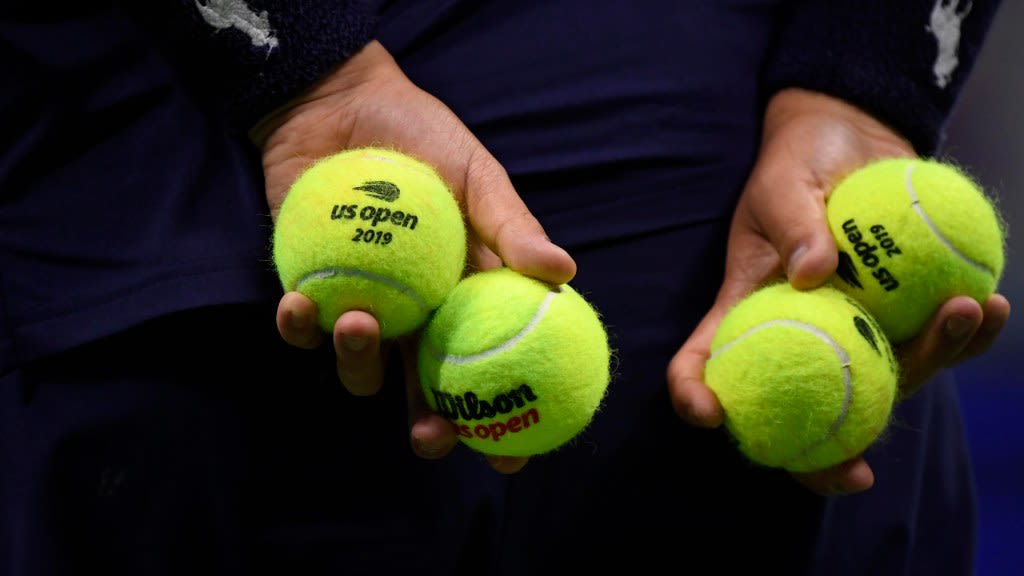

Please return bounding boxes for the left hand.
[665,87,1012,496]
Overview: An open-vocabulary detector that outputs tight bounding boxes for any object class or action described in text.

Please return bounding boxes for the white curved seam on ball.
[905,163,994,276]
[433,290,558,365]
[295,267,429,313]
[711,319,853,463]
[361,152,438,180]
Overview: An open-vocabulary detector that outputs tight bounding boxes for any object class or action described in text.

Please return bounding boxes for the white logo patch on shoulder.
[926,0,973,89]
[195,0,279,52]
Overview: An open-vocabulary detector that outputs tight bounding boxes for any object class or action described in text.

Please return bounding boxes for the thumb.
[746,170,838,290]
[459,149,577,284]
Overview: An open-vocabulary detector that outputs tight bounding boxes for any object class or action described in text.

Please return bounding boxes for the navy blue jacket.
[0,2,1003,574]
[0,1,1000,368]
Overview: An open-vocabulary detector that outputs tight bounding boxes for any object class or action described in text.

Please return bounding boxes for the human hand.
[255,40,576,474]
[665,88,1012,496]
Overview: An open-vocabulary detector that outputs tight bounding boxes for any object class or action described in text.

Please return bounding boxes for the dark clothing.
[0,1,997,574]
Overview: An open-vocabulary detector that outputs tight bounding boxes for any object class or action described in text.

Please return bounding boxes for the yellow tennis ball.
[418,267,612,457]
[272,147,467,339]
[704,282,900,473]
[827,157,1006,343]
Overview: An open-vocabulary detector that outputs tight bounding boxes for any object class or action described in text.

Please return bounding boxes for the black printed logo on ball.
[853,316,881,355]
[327,180,421,246]
[837,218,901,292]
[354,180,400,202]
[836,251,863,289]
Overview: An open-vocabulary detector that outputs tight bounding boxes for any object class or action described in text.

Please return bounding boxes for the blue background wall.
[943,3,1024,574]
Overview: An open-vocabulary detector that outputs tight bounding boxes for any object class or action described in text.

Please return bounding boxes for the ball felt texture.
[704,282,900,473]
[273,147,467,339]
[826,157,1006,344]
[418,267,612,457]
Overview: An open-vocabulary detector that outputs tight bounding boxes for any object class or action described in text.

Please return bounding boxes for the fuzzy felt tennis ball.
[418,267,612,457]
[827,157,1006,344]
[704,282,900,473]
[272,147,467,339]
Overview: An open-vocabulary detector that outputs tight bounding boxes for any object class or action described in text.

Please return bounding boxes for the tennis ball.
[418,267,612,457]
[272,147,467,339]
[827,157,1006,343]
[704,282,900,473]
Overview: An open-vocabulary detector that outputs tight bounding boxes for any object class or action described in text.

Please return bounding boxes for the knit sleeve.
[762,0,1003,155]
[119,0,379,133]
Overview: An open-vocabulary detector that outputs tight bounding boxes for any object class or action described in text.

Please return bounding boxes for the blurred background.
[943,2,1023,574]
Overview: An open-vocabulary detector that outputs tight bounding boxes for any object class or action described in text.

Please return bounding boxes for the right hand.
[254,40,577,474]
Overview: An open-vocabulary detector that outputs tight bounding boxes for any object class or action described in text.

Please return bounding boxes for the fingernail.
[413,439,444,459]
[786,245,808,279]
[287,309,308,330]
[679,394,722,429]
[945,315,973,340]
[680,404,703,427]
[343,335,368,352]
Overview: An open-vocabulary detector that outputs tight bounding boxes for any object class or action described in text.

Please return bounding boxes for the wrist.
[763,89,915,159]
[250,40,397,148]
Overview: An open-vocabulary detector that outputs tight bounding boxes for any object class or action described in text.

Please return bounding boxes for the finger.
[957,293,1011,361]
[461,149,577,284]
[276,291,325,349]
[668,219,787,428]
[667,307,727,428]
[485,455,529,474]
[333,310,384,396]
[401,335,460,459]
[896,296,983,397]
[791,457,875,496]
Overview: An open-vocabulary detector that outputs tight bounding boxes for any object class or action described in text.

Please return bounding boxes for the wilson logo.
[430,384,539,422]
